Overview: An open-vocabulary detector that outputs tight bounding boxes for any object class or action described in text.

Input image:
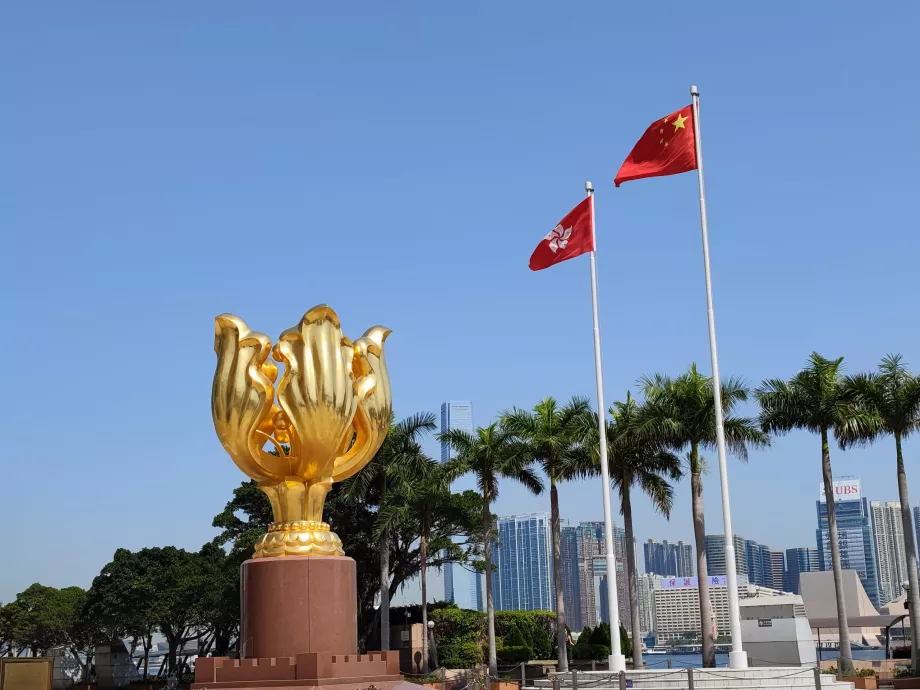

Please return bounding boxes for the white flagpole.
[585,181,627,673]
[690,85,747,669]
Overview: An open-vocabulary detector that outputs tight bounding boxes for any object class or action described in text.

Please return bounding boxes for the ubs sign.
[819,478,861,502]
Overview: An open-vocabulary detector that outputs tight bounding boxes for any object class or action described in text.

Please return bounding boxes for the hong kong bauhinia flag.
[614,105,698,187]
[528,196,594,271]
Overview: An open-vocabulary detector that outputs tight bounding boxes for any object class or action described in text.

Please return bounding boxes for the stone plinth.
[195,556,414,690]
[192,652,407,689]
[240,556,357,660]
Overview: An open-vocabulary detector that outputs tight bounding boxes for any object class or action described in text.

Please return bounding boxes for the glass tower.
[439,401,482,610]
[816,478,881,607]
[492,513,554,611]
[783,546,819,594]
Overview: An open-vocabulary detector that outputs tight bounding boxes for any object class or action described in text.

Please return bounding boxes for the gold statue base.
[254,521,345,558]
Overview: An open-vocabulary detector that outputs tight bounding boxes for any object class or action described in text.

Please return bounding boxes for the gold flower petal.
[276,305,358,479]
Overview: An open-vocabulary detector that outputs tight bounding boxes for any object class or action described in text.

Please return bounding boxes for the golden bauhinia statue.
[211,305,391,558]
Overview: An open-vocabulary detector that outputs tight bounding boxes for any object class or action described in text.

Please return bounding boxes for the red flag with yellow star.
[614,105,697,187]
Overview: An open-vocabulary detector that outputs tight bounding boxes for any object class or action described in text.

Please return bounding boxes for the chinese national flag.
[614,105,697,187]
[529,197,594,271]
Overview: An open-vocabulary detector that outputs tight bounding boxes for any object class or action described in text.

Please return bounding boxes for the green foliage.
[823,666,838,675]
[497,645,531,664]
[857,669,877,677]
[430,607,485,668]
[495,610,554,660]
[571,623,630,660]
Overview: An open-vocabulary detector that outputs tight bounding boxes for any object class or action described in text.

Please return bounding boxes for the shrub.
[497,645,531,664]
[857,669,877,677]
[441,641,483,669]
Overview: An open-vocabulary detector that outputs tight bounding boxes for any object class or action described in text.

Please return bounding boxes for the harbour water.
[639,649,887,669]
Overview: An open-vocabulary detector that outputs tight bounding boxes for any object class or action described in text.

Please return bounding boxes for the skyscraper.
[816,478,881,607]
[643,539,694,577]
[914,506,920,557]
[784,546,819,594]
[440,401,481,610]
[705,534,747,578]
[636,573,657,634]
[561,522,632,630]
[768,550,786,591]
[560,526,581,631]
[492,513,554,611]
[870,501,908,605]
[677,541,695,578]
[440,401,473,461]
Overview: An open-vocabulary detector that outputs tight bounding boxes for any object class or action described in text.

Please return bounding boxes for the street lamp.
[427,620,439,671]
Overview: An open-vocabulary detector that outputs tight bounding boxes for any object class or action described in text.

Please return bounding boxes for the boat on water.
[645,645,670,655]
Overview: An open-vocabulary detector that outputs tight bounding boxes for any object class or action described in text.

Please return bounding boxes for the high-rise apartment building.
[440,401,482,610]
[705,534,747,578]
[914,506,920,557]
[768,550,786,591]
[816,478,881,607]
[492,513,554,611]
[784,547,819,594]
[558,522,631,630]
[677,542,695,578]
[636,573,657,634]
[643,539,694,577]
[560,526,581,630]
[871,501,908,605]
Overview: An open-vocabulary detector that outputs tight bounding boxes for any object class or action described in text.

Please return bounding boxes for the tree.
[757,352,874,676]
[640,364,767,667]
[501,397,593,672]
[603,392,681,668]
[87,549,159,677]
[379,460,480,673]
[5,584,75,655]
[440,423,544,676]
[344,412,437,651]
[195,542,241,658]
[841,354,920,673]
[0,604,13,657]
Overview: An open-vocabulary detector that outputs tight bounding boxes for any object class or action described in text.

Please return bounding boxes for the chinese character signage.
[659,575,733,589]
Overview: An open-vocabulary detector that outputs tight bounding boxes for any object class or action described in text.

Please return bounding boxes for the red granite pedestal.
[192,556,416,690]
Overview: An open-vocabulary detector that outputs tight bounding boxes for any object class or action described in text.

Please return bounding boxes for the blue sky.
[2,2,918,603]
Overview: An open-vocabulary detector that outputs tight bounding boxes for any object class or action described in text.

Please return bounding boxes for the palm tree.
[640,364,767,667]
[440,423,544,676]
[756,352,874,676]
[379,459,475,674]
[501,397,594,672]
[603,392,682,669]
[842,354,920,673]
[344,412,436,651]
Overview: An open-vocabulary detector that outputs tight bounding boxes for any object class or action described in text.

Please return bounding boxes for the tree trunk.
[483,498,497,676]
[380,532,391,651]
[895,432,920,674]
[622,486,642,669]
[421,527,429,675]
[690,443,715,668]
[550,481,568,672]
[143,634,150,680]
[822,427,853,675]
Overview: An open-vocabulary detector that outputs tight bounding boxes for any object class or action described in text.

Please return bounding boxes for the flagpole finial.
[690,85,699,96]
[585,180,594,195]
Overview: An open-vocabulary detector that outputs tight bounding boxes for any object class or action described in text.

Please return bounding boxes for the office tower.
[769,550,786,590]
[744,539,766,586]
[440,401,481,610]
[643,539,694,577]
[784,547,819,594]
[871,501,909,605]
[561,526,581,631]
[705,534,747,578]
[492,513,554,611]
[440,401,473,461]
[816,477,881,607]
[636,573,657,634]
